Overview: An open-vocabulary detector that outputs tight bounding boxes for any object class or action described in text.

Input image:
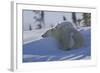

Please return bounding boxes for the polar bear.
[42,21,84,51]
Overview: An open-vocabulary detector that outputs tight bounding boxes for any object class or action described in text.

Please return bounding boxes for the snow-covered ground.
[23,26,91,62]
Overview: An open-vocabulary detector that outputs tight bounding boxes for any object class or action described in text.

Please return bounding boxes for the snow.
[23,27,91,62]
[23,55,47,59]
[23,28,52,44]
[59,54,75,60]
[67,54,84,60]
[77,26,91,31]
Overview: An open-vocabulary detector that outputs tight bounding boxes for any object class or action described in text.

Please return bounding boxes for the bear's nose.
[41,34,45,37]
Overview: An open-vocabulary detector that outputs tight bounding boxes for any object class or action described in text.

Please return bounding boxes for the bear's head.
[42,28,56,38]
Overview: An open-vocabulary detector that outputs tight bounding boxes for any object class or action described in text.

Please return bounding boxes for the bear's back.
[56,21,74,30]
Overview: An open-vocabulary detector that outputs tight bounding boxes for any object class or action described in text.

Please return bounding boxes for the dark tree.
[63,16,67,21]
[40,11,45,27]
[72,12,77,25]
[29,24,32,31]
[41,11,44,21]
[77,19,82,26]
[37,24,42,29]
[83,13,91,26]
[33,10,45,29]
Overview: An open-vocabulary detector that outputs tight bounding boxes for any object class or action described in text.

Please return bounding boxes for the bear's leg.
[72,30,84,49]
[59,30,72,51]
